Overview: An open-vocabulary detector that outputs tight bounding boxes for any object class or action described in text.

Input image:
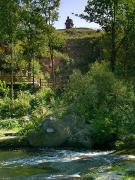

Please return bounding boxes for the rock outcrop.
[28,115,92,148]
[28,117,73,147]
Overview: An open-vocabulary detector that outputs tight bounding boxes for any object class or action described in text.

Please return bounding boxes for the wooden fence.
[0,75,67,89]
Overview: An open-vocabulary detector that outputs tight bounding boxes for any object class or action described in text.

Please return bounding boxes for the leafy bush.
[19,115,44,137]
[65,61,135,147]
[54,52,74,77]
[0,91,32,118]
[115,134,135,149]
[30,88,54,109]
[0,118,21,129]
[0,87,54,123]
[0,80,9,97]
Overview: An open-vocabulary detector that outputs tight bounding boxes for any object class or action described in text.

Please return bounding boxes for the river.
[0,148,135,179]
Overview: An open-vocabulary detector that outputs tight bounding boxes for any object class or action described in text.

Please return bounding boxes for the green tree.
[20,0,60,85]
[25,0,60,25]
[117,0,135,77]
[79,0,119,71]
[0,0,20,98]
[65,61,135,147]
[34,0,60,85]
[80,0,135,72]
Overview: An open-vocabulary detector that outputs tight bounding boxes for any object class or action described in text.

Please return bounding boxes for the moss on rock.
[28,118,70,147]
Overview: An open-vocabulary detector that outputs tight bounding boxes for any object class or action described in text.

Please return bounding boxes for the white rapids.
[0,149,135,180]
[1,150,113,166]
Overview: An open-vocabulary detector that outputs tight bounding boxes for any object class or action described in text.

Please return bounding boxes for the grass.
[57,28,103,40]
[82,164,135,180]
[114,149,135,155]
[122,178,135,180]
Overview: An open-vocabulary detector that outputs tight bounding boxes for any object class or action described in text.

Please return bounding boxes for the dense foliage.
[0,0,135,150]
[80,0,135,72]
[65,61,135,147]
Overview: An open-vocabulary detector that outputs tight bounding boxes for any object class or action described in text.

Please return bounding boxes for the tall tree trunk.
[32,57,35,88]
[123,31,129,78]
[11,45,14,99]
[110,2,117,72]
[111,22,116,72]
[28,59,32,80]
[49,45,55,86]
[48,3,55,87]
[11,68,14,99]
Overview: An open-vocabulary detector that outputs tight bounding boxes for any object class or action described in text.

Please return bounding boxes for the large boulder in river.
[28,117,73,147]
[28,115,93,148]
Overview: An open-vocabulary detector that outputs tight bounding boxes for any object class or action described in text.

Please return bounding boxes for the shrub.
[19,115,43,137]
[0,118,21,129]
[55,52,74,77]
[64,61,135,147]
[0,91,32,118]
[0,80,9,97]
[30,88,54,109]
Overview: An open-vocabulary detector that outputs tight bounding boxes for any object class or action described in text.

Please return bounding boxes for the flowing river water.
[0,148,135,179]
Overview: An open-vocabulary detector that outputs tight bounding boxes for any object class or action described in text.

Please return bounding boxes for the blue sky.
[54,0,100,29]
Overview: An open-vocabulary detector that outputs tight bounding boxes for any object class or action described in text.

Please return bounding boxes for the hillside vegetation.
[0,0,135,152]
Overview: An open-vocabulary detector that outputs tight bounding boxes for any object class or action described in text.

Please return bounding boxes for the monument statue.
[65,16,74,29]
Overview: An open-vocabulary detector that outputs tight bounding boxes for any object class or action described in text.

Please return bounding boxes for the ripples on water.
[0,149,134,179]
[1,149,113,166]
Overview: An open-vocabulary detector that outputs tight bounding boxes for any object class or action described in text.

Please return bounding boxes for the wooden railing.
[0,75,67,89]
